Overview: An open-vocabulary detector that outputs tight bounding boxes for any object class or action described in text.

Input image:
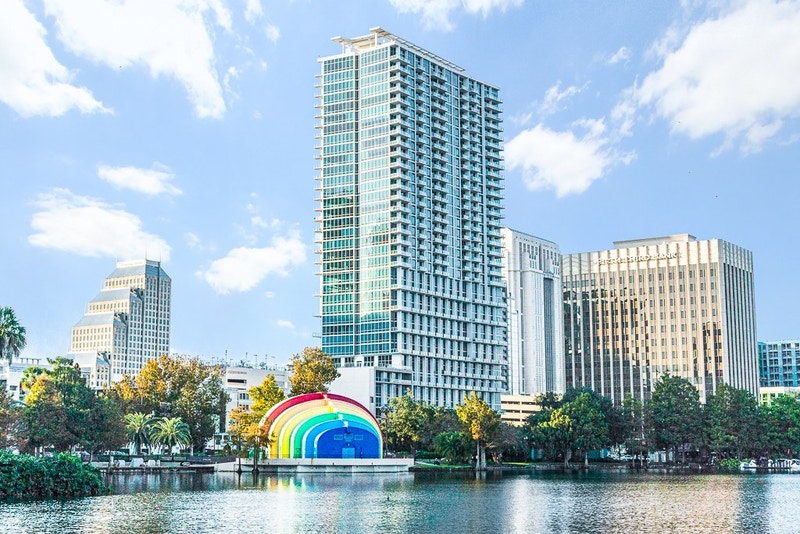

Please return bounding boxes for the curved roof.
[260,393,382,459]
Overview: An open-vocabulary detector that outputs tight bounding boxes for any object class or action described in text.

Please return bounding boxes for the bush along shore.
[0,452,108,500]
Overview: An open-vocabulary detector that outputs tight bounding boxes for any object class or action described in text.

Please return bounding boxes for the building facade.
[562,234,758,404]
[70,259,171,386]
[318,28,507,411]
[501,228,564,396]
[759,340,800,387]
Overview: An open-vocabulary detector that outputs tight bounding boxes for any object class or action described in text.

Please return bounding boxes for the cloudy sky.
[2,0,799,366]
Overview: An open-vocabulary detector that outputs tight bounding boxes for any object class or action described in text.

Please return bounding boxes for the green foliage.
[124,412,154,455]
[0,391,22,450]
[704,383,759,459]
[0,452,107,500]
[151,417,191,453]
[381,390,434,453]
[288,347,340,396]
[0,307,27,365]
[456,392,500,469]
[432,431,471,464]
[528,392,608,467]
[110,354,228,453]
[22,357,123,455]
[646,374,701,462]
[248,374,285,416]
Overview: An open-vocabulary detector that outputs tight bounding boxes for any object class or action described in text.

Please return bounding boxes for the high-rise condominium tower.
[501,228,564,396]
[71,259,171,387]
[318,28,507,411]
[562,234,758,404]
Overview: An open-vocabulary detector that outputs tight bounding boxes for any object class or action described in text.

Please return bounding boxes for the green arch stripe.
[290,412,380,458]
[278,403,372,458]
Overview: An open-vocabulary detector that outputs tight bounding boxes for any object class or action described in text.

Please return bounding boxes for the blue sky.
[2,0,799,367]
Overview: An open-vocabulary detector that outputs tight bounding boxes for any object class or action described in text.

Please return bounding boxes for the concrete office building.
[562,234,758,404]
[319,28,507,412]
[759,340,800,387]
[70,259,171,387]
[500,228,564,396]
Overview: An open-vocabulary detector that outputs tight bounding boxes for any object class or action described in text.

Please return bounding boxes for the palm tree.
[151,417,191,460]
[124,412,154,456]
[0,307,27,365]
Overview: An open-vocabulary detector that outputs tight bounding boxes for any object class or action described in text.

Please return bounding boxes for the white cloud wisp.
[97,164,182,196]
[43,0,230,118]
[635,0,800,152]
[198,230,307,294]
[0,0,109,117]
[29,188,171,260]
[388,0,523,31]
[506,120,633,197]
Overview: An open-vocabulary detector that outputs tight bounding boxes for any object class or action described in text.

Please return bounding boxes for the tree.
[535,407,575,468]
[249,374,285,416]
[456,392,500,470]
[621,395,647,467]
[563,393,608,466]
[759,394,800,458]
[82,393,126,461]
[0,391,22,450]
[22,357,96,453]
[151,417,191,458]
[704,383,759,460]
[113,354,228,453]
[19,366,44,396]
[529,392,608,468]
[288,347,340,396]
[0,307,27,365]
[646,374,702,463]
[227,375,285,471]
[488,422,528,464]
[432,430,471,464]
[124,412,154,456]
[380,390,434,454]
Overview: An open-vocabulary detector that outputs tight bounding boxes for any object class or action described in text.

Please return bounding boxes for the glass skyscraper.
[318,28,506,411]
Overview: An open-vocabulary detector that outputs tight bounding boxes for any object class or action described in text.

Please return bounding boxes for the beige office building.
[562,234,758,403]
[71,259,171,386]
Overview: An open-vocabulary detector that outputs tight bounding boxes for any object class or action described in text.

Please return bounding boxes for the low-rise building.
[500,394,542,426]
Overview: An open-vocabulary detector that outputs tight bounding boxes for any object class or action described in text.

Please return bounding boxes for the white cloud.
[263,290,274,299]
[276,319,295,329]
[43,0,230,118]
[197,230,307,294]
[635,0,800,152]
[29,188,171,260]
[506,121,633,197]
[0,0,109,117]
[265,23,280,43]
[607,46,631,65]
[185,232,201,249]
[244,0,263,23]
[97,164,182,196]
[539,82,581,116]
[388,0,523,31]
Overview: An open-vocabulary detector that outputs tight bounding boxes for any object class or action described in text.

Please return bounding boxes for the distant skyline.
[2,1,799,366]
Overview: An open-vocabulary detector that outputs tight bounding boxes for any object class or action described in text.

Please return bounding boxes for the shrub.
[0,452,108,500]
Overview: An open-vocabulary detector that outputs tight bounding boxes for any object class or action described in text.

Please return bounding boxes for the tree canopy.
[109,354,227,453]
[0,307,27,365]
[287,347,340,396]
[456,392,500,470]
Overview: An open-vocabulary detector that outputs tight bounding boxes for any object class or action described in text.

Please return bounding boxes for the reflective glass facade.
[318,29,507,410]
[562,234,758,404]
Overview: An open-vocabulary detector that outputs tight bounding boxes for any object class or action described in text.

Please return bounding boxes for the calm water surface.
[1,470,796,533]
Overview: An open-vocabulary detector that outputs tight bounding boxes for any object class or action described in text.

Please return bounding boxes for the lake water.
[1,469,797,533]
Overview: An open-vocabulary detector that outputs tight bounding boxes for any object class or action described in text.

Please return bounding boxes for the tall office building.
[318,28,507,412]
[71,259,171,387]
[562,234,758,404]
[759,340,800,387]
[500,228,564,396]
